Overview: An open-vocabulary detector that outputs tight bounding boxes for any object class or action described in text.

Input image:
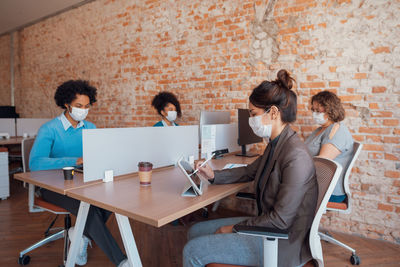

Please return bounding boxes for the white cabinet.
[0,151,9,200]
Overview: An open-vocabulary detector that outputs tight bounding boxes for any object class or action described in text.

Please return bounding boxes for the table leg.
[115,213,142,267]
[65,201,90,267]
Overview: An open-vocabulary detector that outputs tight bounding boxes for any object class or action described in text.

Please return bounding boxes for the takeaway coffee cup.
[63,167,74,180]
[138,162,153,186]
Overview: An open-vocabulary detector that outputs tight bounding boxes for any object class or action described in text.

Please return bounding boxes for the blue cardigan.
[29,115,96,171]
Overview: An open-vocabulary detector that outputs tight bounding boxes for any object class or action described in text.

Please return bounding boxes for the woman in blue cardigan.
[29,80,129,267]
[151,91,181,126]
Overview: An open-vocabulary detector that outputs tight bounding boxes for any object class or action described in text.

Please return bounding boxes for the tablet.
[177,156,204,197]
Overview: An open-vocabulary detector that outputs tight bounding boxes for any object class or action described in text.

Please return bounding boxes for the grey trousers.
[183,217,264,267]
[40,188,126,266]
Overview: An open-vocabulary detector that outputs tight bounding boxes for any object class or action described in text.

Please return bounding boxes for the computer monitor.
[199,111,230,125]
[236,108,262,157]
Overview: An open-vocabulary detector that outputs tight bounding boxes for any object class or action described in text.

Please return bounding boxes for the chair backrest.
[309,157,343,267]
[327,141,363,213]
[21,137,35,173]
[21,137,69,214]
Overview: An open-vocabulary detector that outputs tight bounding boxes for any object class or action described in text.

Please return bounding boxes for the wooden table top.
[14,170,102,195]
[0,136,24,145]
[67,154,257,227]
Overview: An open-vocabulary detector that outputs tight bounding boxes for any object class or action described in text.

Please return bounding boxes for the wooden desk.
[0,136,24,145]
[65,154,257,267]
[14,154,258,267]
[14,170,101,195]
[68,167,249,227]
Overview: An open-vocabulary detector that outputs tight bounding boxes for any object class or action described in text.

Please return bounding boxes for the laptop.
[177,156,204,197]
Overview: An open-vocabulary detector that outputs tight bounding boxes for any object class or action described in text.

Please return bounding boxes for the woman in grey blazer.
[183,70,318,267]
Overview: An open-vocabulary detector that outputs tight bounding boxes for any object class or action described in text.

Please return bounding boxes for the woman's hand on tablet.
[195,161,214,179]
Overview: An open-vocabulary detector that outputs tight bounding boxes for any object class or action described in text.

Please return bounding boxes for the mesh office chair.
[207,157,342,267]
[319,142,363,265]
[18,137,71,266]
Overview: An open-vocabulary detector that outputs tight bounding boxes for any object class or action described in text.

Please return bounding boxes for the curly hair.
[54,80,97,109]
[311,90,345,122]
[151,91,182,117]
[249,69,297,123]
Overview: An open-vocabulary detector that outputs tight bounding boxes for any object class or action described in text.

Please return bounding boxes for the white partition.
[201,123,240,157]
[16,118,50,137]
[0,119,16,136]
[215,123,240,152]
[83,125,199,182]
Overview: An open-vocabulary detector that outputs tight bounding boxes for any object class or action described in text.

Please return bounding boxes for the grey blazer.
[214,125,318,267]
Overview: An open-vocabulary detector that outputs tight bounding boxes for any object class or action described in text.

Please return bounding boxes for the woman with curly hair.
[151,91,182,126]
[305,90,354,203]
[29,80,129,267]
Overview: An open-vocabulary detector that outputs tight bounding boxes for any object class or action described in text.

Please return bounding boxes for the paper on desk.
[223,163,247,169]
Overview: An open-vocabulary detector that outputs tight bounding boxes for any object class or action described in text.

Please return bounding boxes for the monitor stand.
[235,145,259,157]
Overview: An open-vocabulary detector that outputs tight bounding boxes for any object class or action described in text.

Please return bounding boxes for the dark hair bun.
[276,69,294,90]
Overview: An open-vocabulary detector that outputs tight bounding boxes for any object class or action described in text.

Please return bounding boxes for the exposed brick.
[329,66,337,72]
[366,135,382,142]
[384,137,400,143]
[329,81,340,87]
[364,144,384,151]
[300,82,325,88]
[372,86,387,93]
[339,95,363,102]
[385,153,399,161]
[385,171,400,179]
[354,73,367,79]
[369,103,379,109]
[372,46,390,54]
[383,119,399,126]
[371,111,393,118]
[378,203,394,212]
[359,127,391,134]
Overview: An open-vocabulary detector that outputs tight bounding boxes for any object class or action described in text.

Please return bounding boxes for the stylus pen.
[192,153,216,176]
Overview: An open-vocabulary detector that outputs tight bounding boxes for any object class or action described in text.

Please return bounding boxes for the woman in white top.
[305,90,354,203]
[152,91,181,127]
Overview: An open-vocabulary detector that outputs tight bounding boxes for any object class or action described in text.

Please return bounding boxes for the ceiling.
[0,0,92,36]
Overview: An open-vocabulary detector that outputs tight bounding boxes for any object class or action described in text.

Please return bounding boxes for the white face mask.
[312,112,327,125]
[165,111,177,122]
[69,106,89,121]
[248,113,272,139]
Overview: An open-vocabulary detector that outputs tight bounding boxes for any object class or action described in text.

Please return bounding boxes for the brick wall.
[0,34,11,106]
[0,0,399,243]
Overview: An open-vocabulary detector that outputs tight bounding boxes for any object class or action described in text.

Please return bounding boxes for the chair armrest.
[233,225,289,240]
[236,192,256,200]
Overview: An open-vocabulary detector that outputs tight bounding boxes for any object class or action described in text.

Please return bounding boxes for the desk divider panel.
[200,123,240,158]
[82,125,199,182]
[16,118,51,137]
[0,119,16,136]
[215,123,240,152]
